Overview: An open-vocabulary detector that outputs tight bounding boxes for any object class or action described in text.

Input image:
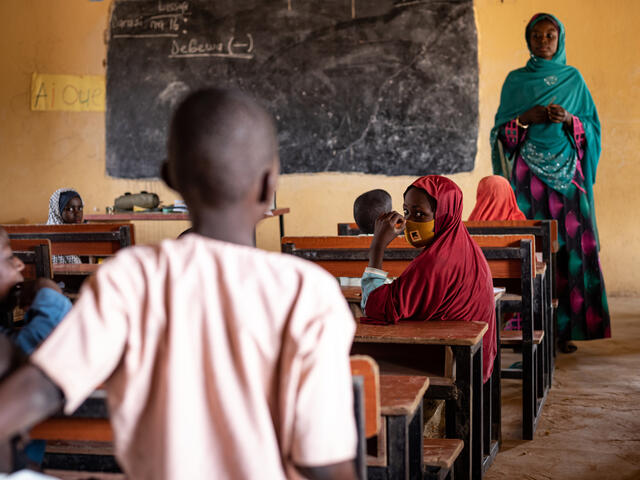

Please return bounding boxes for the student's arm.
[0,365,63,443]
[0,335,21,378]
[368,211,405,270]
[296,460,357,480]
[15,281,72,355]
[360,267,388,311]
[27,250,140,416]
[285,272,358,476]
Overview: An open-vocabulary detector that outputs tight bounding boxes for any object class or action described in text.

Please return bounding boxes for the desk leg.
[493,302,503,448]
[545,271,554,389]
[279,213,285,239]
[522,342,535,440]
[535,274,546,400]
[472,343,484,480]
[386,415,409,480]
[408,402,424,480]
[451,346,473,480]
[483,376,491,457]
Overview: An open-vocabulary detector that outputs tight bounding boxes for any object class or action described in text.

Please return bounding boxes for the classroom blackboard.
[106,0,478,178]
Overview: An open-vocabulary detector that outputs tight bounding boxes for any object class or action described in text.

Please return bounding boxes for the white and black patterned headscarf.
[47,188,83,264]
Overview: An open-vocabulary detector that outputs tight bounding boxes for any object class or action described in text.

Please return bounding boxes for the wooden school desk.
[372,375,430,480]
[344,287,504,475]
[85,208,291,238]
[352,320,487,480]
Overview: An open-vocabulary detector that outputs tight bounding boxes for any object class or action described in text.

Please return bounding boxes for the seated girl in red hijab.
[468,175,526,333]
[468,175,526,221]
[360,175,496,382]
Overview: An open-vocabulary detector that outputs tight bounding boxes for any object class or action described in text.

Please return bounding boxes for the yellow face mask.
[404,219,436,248]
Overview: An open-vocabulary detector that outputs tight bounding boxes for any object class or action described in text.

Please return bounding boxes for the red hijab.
[363,175,496,382]
[468,176,526,221]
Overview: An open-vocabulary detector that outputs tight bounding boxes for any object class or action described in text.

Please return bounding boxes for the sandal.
[558,340,577,353]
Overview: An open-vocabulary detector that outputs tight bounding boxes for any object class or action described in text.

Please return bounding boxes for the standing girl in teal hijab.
[491,13,610,352]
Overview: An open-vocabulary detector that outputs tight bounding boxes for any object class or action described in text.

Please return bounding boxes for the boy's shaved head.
[353,189,392,234]
[166,88,278,207]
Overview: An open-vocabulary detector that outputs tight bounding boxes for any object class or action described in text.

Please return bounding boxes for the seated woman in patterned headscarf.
[47,188,84,264]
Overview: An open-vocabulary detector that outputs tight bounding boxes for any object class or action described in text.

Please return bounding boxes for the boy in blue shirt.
[0,228,71,355]
[0,227,71,473]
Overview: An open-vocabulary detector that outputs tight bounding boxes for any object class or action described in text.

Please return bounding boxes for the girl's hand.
[372,211,405,248]
[369,211,405,269]
[519,105,548,125]
[547,104,573,125]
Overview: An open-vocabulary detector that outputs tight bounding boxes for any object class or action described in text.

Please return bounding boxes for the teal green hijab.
[490,13,601,241]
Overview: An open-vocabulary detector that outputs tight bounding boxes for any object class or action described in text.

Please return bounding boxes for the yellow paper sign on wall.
[31,73,105,112]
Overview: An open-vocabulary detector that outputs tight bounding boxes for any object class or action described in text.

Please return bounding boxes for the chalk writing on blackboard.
[111,2,191,39]
[169,35,254,60]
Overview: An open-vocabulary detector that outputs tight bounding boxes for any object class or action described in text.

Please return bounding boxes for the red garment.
[362,176,496,382]
[468,175,526,221]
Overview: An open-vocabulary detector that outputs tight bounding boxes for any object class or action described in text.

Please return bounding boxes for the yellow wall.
[0,0,638,294]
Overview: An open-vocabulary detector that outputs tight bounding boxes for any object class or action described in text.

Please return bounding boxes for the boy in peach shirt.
[0,89,357,480]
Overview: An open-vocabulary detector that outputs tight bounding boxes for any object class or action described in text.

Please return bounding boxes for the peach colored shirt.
[32,235,356,480]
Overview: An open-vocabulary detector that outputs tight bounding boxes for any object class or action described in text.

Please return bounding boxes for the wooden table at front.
[352,321,487,480]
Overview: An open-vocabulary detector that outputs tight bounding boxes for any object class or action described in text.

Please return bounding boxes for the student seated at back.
[468,175,526,221]
[468,175,526,332]
[46,188,84,264]
[0,89,357,480]
[339,189,393,290]
[361,175,496,383]
[0,226,71,472]
[353,189,392,235]
[0,227,71,355]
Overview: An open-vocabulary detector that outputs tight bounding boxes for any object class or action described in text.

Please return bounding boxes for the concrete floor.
[486,296,640,480]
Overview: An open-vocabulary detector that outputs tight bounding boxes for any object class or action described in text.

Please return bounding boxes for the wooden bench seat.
[501,330,545,345]
[423,438,465,470]
[30,418,113,443]
[379,374,429,416]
